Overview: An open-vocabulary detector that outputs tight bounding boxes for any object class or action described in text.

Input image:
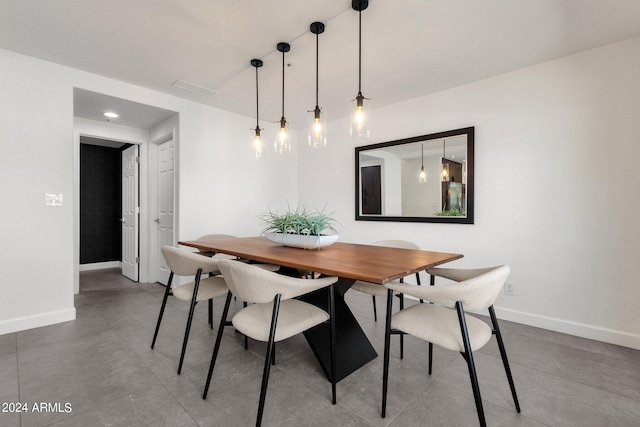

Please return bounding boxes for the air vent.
[172,79,219,97]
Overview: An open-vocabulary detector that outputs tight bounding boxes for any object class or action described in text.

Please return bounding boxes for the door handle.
[154,218,160,223]
[119,218,125,223]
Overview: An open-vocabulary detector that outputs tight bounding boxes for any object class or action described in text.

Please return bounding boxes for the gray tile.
[5,268,640,427]
[478,330,640,401]
[0,352,20,427]
[47,382,198,427]
[18,329,160,427]
[438,351,640,427]
[388,380,547,427]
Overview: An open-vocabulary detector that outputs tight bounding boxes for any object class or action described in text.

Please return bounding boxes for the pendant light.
[442,139,450,182]
[350,0,371,139]
[275,42,291,154]
[419,142,427,183]
[250,58,264,159]
[309,22,326,148]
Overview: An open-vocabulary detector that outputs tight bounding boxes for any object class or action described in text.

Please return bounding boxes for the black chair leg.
[457,301,486,427]
[151,272,173,349]
[178,269,202,375]
[427,274,435,373]
[256,295,281,427]
[203,291,233,399]
[208,299,213,329]
[329,284,337,404]
[381,288,394,418]
[399,291,404,359]
[489,306,521,413]
[372,295,377,321]
[428,342,433,375]
[243,301,249,350]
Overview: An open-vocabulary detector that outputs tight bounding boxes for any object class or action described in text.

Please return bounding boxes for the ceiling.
[3,0,640,130]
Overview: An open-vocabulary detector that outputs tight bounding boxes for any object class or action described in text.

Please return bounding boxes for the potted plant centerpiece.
[261,205,338,249]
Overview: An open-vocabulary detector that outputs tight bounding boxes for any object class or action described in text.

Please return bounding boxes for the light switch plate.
[45,193,63,207]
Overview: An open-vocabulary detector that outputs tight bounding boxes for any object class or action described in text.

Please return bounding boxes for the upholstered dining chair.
[423,266,501,375]
[381,265,520,427]
[202,259,338,427]
[151,246,228,375]
[350,240,422,357]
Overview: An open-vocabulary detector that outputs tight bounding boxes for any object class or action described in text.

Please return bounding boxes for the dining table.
[179,236,463,382]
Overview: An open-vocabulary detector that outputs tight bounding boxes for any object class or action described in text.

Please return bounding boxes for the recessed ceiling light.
[104,112,119,118]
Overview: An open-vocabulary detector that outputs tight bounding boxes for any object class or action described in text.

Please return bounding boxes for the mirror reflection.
[355,127,474,224]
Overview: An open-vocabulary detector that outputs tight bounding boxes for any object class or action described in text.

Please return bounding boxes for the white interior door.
[156,138,174,285]
[122,145,139,281]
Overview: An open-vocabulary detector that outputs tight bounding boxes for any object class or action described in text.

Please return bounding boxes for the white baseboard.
[494,306,640,351]
[0,308,76,335]
[79,261,121,271]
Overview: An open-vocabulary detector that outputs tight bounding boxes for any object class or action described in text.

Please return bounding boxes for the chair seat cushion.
[172,276,228,302]
[233,299,329,342]
[391,303,492,353]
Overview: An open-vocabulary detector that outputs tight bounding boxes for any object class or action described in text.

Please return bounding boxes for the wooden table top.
[179,236,463,284]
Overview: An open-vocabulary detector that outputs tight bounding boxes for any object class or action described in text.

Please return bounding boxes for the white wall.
[0,48,296,334]
[298,36,640,349]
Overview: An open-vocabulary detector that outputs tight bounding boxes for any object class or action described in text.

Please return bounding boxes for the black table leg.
[299,277,378,383]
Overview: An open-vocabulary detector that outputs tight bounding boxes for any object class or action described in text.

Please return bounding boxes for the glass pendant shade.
[350,93,370,139]
[252,127,264,159]
[309,106,326,147]
[275,117,291,154]
[418,142,427,182]
[419,166,427,183]
[442,162,450,182]
[309,21,326,148]
[250,58,264,159]
[441,138,449,181]
[351,0,371,139]
[275,42,291,154]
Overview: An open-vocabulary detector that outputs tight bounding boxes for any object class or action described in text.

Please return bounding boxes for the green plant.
[260,205,337,236]
[434,208,466,217]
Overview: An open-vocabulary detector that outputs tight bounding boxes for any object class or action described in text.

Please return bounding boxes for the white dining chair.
[202,259,338,427]
[151,246,228,374]
[380,265,520,426]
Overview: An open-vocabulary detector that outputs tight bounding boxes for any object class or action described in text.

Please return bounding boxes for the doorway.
[79,137,139,280]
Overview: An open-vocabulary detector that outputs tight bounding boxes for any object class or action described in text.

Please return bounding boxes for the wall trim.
[79,261,121,271]
[494,306,640,351]
[0,308,76,335]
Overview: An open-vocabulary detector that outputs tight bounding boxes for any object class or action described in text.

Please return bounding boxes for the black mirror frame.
[355,126,474,224]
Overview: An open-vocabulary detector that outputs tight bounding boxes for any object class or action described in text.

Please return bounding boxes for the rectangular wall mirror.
[355,127,474,224]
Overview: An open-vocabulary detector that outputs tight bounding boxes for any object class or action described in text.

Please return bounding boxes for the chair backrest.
[160,246,220,276]
[372,240,421,250]
[217,259,337,304]
[451,265,510,311]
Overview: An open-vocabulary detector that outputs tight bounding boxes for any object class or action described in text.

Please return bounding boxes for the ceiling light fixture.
[275,42,292,154]
[350,0,370,139]
[103,112,118,118]
[309,21,326,148]
[442,139,450,182]
[250,58,264,159]
[419,142,427,183]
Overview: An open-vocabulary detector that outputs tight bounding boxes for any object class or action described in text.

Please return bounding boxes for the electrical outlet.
[504,282,516,296]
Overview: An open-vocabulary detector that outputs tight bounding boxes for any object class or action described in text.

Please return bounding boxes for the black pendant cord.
[281,48,285,119]
[421,143,424,168]
[255,65,260,130]
[358,8,362,94]
[315,31,319,107]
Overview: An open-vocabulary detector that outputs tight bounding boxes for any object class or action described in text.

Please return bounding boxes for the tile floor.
[1,268,640,426]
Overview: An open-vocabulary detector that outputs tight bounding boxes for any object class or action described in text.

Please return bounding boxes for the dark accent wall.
[80,144,122,264]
